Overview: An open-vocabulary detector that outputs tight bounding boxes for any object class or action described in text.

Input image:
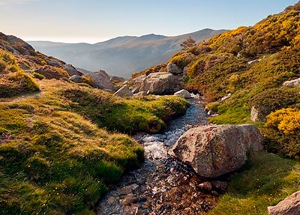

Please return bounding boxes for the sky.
[0,0,298,43]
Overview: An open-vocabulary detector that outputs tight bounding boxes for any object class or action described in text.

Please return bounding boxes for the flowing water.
[97,95,226,215]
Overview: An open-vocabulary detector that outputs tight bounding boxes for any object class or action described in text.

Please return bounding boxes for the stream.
[97,94,226,215]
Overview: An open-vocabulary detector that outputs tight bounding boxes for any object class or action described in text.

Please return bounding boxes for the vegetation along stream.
[97,94,228,215]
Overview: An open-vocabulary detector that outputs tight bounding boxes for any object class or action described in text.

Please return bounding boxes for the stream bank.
[97,95,227,215]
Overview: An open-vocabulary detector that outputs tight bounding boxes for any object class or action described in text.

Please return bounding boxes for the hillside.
[28,29,226,78]
[131,2,300,214]
[0,33,189,214]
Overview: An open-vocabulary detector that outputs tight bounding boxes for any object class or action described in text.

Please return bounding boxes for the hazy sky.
[0,0,298,43]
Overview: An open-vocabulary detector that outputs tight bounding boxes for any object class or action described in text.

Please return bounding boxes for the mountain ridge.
[28,28,227,78]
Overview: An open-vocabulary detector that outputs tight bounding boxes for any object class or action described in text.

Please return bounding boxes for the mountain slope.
[132,2,300,214]
[28,29,226,78]
[0,32,189,214]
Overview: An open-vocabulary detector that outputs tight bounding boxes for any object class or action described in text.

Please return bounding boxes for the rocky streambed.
[97,95,228,215]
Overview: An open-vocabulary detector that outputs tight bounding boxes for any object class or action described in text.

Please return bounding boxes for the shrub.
[35,65,69,79]
[250,88,300,120]
[33,72,45,80]
[264,108,300,159]
[0,71,40,98]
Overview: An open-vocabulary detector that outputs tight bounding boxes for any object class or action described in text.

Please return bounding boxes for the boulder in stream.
[170,124,264,178]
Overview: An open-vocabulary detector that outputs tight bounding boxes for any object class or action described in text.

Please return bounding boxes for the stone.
[121,194,138,206]
[250,106,267,122]
[167,62,182,75]
[86,70,114,91]
[268,191,300,215]
[129,72,183,95]
[114,85,133,97]
[141,72,182,95]
[220,93,232,102]
[110,76,125,83]
[170,124,263,178]
[174,89,191,99]
[63,64,82,76]
[283,78,300,88]
[198,182,213,192]
[69,75,84,83]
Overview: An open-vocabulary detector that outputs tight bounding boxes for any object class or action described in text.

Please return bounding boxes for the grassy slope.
[132,2,300,214]
[209,152,300,215]
[0,77,188,214]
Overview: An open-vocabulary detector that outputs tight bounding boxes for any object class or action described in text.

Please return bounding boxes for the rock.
[198,182,213,192]
[129,72,183,95]
[114,85,133,97]
[220,93,232,102]
[121,194,138,206]
[283,78,300,88]
[69,75,84,83]
[110,76,126,83]
[63,64,82,76]
[86,70,114,91]
[170,124,263,178]
[140,72,182,95]
[268,191,300,215]
[130,74,147,93]
[174,89,191,98]
[167,62,182,75]
[250,106,267,122]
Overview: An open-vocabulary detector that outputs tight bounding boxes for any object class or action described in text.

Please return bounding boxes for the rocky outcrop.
[69,75,84,83]
[268,191,300,215]
[174,89,191,98]
[170,124,263,178]
[114,85,133,97]
[167,62,182,75]
[283,78,300,88]
[86,70,114,91]
[110,76,125,83]
[63,64,82,76]
[130,72,182,95]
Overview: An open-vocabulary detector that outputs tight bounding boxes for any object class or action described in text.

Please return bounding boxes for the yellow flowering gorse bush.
[266,108,300,135]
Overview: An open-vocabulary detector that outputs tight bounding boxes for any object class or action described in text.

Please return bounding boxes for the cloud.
[0,0,37,5]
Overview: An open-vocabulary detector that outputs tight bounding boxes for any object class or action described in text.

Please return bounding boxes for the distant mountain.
[28,29,226,78]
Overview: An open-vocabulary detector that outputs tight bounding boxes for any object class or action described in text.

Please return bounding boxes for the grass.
[62,86,189,134]
[209,152,300,215]
[0,79,189,214]
[0,50,40,97]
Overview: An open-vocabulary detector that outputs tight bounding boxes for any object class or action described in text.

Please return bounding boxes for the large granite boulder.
[283,78,300,88]
[130,72,182,95]
[167,62,182,75]
[170,124,263,178]
[86,70,114,91]
[268,191,300,215]
[114,85,133,97]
